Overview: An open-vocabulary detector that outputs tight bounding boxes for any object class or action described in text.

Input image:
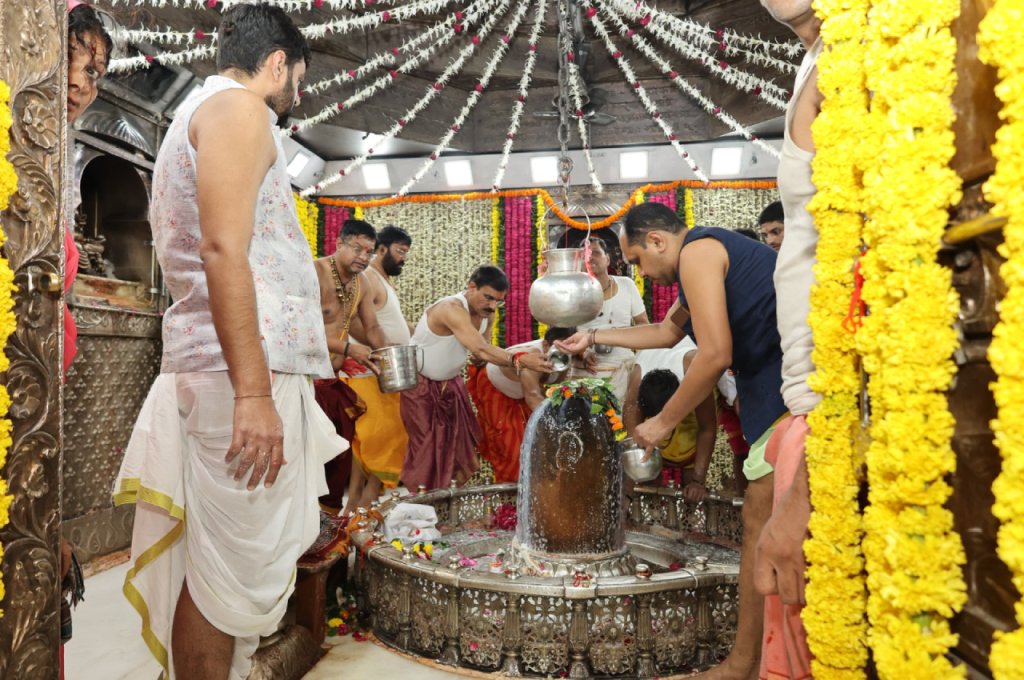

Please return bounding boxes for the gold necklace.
[330,257,356,308]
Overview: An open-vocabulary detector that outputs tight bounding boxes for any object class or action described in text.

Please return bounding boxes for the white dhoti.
[114,371,346,679]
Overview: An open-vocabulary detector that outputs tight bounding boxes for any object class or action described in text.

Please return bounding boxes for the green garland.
[496,197,506,348]
[544,378,627,441]
[642,275,654,321]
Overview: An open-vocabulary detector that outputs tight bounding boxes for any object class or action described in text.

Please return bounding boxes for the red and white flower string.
[300,0,515,196]
[395,0,535,196]
[490,0,546,191]
[106,0,399,9]
[109,0,456,73]
[286,0,500,138]
[562,0,602,192]
[594,0,780,159]
[608,0,791,109]
[582,0,708,183]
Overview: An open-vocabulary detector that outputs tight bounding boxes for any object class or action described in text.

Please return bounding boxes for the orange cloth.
[760,414,813,680]
[343,375,408,489]
[466,365,531,484]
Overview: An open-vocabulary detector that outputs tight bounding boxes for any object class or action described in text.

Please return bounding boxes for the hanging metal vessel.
[528,248,603,327]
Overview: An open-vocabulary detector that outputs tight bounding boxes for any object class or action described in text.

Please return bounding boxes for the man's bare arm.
[436,303,550,372]
[684,350,717,501]
[193,89,282,489]
[356,272,388,349]
[521,368,549,411]
[622,366,643,434]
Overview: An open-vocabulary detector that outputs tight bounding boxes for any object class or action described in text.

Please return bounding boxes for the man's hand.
[754,476,811,605]
[226,396,286,491]
[469,355,487,368]
[581,351,599,374]
[554,330,590,355]
[519,353,553,373]
[346,343,381,375]
[634,416,674,461]
[682,481,707,503]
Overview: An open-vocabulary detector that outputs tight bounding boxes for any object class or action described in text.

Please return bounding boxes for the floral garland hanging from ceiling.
[102,0,801,198]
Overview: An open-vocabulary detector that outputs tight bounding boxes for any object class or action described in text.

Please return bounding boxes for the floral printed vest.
[152,76,332,378]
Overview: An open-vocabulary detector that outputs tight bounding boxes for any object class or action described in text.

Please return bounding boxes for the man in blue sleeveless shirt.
[557,201,788,679]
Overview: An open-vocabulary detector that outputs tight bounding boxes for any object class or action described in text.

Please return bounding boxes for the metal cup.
[548,348,571,372]
[594,343,613,355]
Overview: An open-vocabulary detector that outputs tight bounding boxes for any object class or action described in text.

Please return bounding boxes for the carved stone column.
[0,1,66,678]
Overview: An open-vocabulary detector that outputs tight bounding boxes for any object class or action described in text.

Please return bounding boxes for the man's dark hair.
[470,264,509,293]
[758,201,784,226]
[376,225,412,250]
[217,3,312,77]
[69,4,113,70]
[735,227,761,241]
[340,219,376,243]
[638,368,680,420]
[543,326,577,345]
[623,202,684,247]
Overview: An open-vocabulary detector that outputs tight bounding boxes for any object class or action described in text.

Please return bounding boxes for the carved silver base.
[512,541,636,577]
[355,483,742,678]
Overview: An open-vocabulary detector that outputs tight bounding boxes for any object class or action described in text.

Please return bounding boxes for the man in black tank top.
[556,202,785,680]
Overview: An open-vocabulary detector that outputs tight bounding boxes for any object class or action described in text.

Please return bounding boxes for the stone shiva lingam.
[350,380,743,678]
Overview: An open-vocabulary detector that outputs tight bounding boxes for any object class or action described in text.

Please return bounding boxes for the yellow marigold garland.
[0,78,18,615]
[491,197,501,345]
[633,191,645,297]
[535,195,548,339]
[683,188,694,230]
[803,0,870,676]
[293,192,320,257]
[979,2,1024,675]
[858,1,966,676]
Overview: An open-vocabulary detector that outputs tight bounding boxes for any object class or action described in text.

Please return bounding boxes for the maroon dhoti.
[400,374,481,490]
[314,378,366,510]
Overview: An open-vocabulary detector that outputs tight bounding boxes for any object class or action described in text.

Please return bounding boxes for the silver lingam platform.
[349,483,742,678]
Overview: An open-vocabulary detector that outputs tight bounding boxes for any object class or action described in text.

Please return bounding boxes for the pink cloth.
[400,374,481,490]
[759,414,813,680]
[63,227,79,380]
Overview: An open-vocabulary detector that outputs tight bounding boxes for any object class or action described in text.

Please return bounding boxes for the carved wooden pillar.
[0,0,66,677]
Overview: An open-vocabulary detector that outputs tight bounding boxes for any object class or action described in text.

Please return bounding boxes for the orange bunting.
[318,180,777,231]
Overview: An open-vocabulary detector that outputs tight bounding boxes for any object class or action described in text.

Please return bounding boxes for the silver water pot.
[374,344,424,393]
[528,248,603,327]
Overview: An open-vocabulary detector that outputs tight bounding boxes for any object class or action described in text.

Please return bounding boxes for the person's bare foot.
[690,654,760,680]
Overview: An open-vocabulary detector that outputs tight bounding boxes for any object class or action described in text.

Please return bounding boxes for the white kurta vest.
[152,75,332,378]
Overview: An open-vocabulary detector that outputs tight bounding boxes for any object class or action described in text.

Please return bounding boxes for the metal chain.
[556,0,575,208]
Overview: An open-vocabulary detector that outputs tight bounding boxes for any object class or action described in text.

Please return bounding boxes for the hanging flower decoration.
[978,1,1024,675]
[534,195,548,339]
[0,78,18,616]
[857,0,967,676]
[545,378,626,441]
[293,192,321,257]
[801,0,869,676]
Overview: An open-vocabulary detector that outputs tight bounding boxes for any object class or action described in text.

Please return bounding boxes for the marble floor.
[64,560,467,680]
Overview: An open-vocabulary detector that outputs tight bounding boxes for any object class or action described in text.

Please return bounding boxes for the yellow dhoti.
[343,375,408,488]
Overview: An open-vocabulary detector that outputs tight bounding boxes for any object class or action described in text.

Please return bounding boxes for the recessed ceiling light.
[362,163,391,190]
[711,147,744,177]
[531,156,559,184]
[619,150,649,180]
[286,152,310,178]
[444,159,474,187]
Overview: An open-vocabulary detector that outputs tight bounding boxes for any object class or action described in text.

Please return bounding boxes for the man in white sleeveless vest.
[402,265,553,490]
[113,6,344,679]
[341,225,416,513]
[750,2,823,679]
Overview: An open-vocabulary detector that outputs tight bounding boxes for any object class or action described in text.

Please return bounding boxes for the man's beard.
[382,252,405,277]
[265,65,296,129]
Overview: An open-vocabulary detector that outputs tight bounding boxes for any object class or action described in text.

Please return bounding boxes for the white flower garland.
[302,0,474,96]
[300,0,512,195]
[594,0,780,159]
[608,0,791,110]
[109,0,455,73]
[395,0,534,196]
[286,0,500,138]
[105,0,399,9]
[583,0,709,183]
[490,0,546,191]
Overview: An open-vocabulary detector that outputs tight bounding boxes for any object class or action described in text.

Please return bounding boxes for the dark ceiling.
[93,0,798,160]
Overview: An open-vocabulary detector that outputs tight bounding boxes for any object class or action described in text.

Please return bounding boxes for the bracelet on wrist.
[343,340,351,357]
[235,394,272,400]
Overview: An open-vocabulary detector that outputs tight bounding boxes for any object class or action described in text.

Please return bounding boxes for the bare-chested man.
[311,219,388,516]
